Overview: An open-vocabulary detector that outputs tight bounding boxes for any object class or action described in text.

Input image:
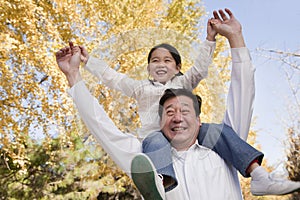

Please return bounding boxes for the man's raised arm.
[56,44,141,175]
[211,8,254,140]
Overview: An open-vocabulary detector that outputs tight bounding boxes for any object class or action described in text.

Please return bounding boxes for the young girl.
[60,9,299,197]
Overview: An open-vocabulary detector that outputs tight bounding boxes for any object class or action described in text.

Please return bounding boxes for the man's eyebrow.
[165,104,174,110]
[181,102,189,107]
[164,102,190,110]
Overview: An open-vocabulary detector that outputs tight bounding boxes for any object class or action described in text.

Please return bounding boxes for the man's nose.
[172,112,183,122]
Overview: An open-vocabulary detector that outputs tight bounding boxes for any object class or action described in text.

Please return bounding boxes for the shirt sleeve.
[181,40,216,89]
[223,47,255,141]
[84,57,140,98]
[68,81,142,175]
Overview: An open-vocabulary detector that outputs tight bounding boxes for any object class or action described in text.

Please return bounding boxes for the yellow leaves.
[286,127,300,184]
[0,0,248,198]
[99,175,127,193]
[0,33,20,55]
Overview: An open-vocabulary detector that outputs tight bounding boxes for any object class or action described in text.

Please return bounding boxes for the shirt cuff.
[84,56,109,75]
[68,80,85,97]
[203,39,216,47]
[231,47,251,63]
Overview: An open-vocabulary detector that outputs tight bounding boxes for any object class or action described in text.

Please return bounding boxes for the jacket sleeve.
[68,81,142,175]
[223,47,255,141]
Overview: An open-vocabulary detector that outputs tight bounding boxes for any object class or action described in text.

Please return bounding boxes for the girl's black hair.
[147,43,182,66]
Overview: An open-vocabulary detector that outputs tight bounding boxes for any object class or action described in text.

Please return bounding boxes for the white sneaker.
[131,154,165,200]
[250,166,300,196]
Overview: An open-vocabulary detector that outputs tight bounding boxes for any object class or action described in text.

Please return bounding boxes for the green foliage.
[0,130,139,199]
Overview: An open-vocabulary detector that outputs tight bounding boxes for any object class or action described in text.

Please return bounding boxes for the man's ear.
[176,64,181,72]
[159,115,165,127]
[197,116,202,127]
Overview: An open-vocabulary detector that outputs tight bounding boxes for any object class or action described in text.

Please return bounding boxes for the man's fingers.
[210,18,219,25]
[213,10,221,20]
[69,41,81,55]
[69,41,74,49]
[55,49,65,58]
[224,8,234,19]
[79,46,86,55]
[212,9,233,21]
[55,47,72,59]
[218,9,228,21]
[59,47,71,55]
[72,46,81,54]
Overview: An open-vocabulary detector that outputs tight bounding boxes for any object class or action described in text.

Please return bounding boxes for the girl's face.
[147,48,180,84]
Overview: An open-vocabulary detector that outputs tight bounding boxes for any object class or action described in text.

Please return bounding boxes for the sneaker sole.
[252,187,300,196]
[131,154,163,200]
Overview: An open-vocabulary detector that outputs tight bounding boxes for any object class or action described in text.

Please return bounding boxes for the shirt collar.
[171,140,199,155]
[171,140,211,160]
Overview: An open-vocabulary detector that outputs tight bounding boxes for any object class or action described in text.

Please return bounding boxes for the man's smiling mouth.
[172,127,187,131]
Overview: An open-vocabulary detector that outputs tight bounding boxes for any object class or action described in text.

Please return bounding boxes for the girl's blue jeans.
[142,123,264,192]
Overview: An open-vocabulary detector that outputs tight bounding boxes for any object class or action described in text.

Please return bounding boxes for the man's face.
[160,95,201,151]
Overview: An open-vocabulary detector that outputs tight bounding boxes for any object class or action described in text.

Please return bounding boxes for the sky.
[202,0,300,170]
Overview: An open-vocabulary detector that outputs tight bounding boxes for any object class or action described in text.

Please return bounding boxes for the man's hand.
[210,8,245,48]
[55,42,82,87]
[56,46,72,75]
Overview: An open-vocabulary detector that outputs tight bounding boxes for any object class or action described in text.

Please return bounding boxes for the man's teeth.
[173,127,185,131]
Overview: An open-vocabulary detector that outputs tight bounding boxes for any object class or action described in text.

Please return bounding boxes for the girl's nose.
[157,63,165,68]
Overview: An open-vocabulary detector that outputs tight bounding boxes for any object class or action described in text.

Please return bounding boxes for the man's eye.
[166,111,174,116]
[182,110,189,114]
